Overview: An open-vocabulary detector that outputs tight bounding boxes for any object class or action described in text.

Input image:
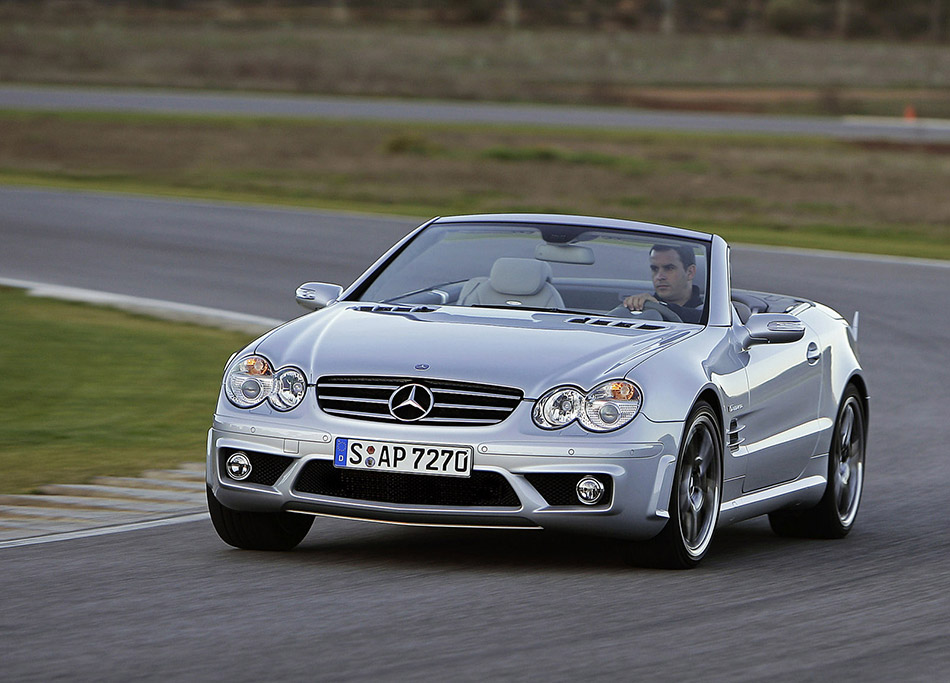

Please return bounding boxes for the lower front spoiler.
[285,500,540,530]
[211,481,670,539]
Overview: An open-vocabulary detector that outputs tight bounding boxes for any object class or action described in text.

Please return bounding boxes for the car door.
[740,322,824,492]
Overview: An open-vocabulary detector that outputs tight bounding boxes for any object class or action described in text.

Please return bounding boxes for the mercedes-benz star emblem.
[389,383,434,421]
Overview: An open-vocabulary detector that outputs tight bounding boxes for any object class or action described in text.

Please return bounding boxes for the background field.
[3,3,949,259]
[2,8,950,117]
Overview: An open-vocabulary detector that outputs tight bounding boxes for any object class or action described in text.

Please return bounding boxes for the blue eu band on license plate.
[334,437,473,478]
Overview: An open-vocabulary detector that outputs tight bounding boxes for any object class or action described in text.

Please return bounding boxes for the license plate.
[334,438,473,478]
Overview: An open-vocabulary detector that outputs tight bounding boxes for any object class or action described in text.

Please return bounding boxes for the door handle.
[806,341,821,365]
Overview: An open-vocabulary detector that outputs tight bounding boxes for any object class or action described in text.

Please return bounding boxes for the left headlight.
[224,355,307,412]
[533,379,642,432]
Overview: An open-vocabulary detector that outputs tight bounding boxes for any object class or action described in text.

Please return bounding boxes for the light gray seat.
[457,257,564,308]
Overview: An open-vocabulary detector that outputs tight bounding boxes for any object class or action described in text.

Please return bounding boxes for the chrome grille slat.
[433,403,512,412]
[325,407,400,421]
[431,388,521,400]
[320,396,391,405]
[424,417,501,424]
[316,376,523,427]
[319,383,401,391]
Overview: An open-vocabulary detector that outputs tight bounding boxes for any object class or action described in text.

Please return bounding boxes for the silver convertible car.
[207,214,868,568]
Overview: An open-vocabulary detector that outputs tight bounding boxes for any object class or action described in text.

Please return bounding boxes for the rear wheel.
[639,402,722,569]
[769,386,866,539]
[207,486,313,551]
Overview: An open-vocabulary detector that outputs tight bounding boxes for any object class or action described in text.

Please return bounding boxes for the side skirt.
[718,470,827,526]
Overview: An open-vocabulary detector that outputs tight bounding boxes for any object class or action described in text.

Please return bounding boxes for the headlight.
[578,380,642,431]
[533,380,641,432]
[224,355,307,411]
[533,387,585,430]
[270,367,307,411]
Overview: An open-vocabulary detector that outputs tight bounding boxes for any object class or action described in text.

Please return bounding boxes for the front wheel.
[769,385,866,539]
[207,487,313,551]
[639,402,723,569]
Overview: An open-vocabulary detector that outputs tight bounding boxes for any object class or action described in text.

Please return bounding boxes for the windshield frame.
[345,218,713,325]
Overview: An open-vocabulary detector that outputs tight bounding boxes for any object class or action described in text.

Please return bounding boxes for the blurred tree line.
[12,0,950,41]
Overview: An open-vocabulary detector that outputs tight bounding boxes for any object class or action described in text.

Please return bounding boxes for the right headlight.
[533,380,642,432]
[224,355,307,411]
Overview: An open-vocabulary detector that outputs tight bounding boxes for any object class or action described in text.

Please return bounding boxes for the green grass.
[479,146,652,175]
[2,14,950,117]
[1,109,949,259]
[0,287,253,494]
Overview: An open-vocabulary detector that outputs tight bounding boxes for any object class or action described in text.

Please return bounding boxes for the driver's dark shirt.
[656,285,704,323]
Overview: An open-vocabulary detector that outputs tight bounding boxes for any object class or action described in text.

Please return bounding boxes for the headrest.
[489,258,552,296]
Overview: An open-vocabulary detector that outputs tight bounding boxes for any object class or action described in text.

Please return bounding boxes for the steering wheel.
[642,300,683,323]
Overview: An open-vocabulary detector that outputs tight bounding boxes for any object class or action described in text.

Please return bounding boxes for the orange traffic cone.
[903,104,917,121]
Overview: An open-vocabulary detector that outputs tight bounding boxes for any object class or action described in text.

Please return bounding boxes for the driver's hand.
[623,293,658,311]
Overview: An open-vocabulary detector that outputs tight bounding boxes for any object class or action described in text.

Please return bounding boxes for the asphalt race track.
[2,187,949,681]
[3,84,950,143]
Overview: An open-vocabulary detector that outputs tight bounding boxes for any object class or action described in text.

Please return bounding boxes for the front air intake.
[293,461,521,507]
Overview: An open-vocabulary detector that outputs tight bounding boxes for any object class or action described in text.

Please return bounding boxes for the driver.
[623,243,704,323]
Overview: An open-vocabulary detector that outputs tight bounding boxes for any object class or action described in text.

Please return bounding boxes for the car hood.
[254,304,699,398]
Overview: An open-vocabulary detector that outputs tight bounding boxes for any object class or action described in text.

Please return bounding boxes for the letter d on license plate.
[334,438,473,478]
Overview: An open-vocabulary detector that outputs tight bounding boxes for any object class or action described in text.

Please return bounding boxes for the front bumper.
[207,411,684,541]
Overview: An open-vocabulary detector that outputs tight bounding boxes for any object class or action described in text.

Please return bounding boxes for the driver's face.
[650,249,695,306]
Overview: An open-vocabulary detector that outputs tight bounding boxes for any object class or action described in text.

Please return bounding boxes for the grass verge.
[0,286,253,494]
[2,110,949,259]
[2,14,949,117]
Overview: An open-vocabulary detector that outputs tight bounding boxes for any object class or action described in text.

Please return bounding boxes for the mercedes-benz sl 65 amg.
[207,214,867,568]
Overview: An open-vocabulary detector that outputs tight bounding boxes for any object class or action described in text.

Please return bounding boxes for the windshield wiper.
[381,280,467,305]
[469,304,593,315]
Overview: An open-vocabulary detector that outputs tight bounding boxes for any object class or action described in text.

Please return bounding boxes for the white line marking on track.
[0,276,284,331]
[0,513,209,549]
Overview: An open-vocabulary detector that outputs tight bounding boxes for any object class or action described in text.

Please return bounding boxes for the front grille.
[293,460,521,507]
[524,473,613,507]
[220,449,295,486]
[316,376,523,426]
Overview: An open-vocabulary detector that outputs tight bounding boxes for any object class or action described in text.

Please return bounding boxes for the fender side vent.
[728,419,746,452]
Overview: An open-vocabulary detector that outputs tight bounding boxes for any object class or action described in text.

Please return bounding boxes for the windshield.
[350,222,710,324]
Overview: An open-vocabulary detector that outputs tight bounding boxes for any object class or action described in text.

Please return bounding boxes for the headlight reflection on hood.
[533,380,642,432]
[224,355,307,411]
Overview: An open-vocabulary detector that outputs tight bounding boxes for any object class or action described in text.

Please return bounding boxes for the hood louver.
[349,304,439,314]
[566,317,666,331]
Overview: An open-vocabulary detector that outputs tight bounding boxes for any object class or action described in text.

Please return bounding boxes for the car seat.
[457,257,564,308]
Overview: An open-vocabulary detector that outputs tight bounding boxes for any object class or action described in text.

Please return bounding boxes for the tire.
[769,385,866,539]
[639,402,723,569]
[207,486,313,551]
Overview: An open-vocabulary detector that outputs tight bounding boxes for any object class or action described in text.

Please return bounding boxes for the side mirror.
[738,313,806,348]
[295,282,343,311]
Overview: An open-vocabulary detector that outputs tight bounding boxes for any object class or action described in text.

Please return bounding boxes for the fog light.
[226,452,252,481]
[576,476,605,505]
